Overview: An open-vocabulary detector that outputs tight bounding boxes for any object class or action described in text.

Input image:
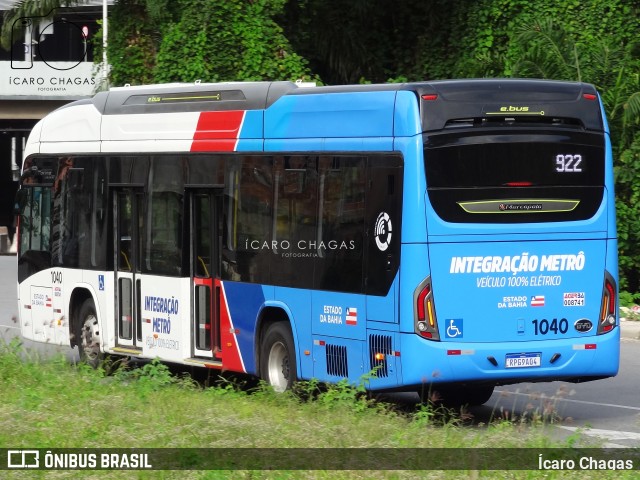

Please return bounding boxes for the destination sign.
[123,90,246,106]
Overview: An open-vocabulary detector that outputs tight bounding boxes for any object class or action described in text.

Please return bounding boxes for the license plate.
[505,352,541,368]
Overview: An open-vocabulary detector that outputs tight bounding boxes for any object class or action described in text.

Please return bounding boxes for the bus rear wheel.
[76,299,102,368]
[260,322,297,392]
[459,385,495,406]
[419,385,495,407]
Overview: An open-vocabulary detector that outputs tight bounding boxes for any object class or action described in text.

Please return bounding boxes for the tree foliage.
[0,0,82,50]
[102,0,315,86]
[615,136,640,290]
[4,0,640,291]
[103,0,158,86]
[151,0,313,83]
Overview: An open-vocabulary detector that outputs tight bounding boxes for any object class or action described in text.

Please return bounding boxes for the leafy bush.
[616,134,640,291]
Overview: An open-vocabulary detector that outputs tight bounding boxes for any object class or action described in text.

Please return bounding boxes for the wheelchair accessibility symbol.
[445,319,463,338]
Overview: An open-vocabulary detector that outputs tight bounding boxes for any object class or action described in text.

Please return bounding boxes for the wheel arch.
[254,302,299,378]
[68,286,98,349]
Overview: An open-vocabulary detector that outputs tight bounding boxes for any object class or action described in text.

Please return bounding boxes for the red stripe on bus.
[191,110,245,152]
[218,280,246,373]
[191,139,238,152]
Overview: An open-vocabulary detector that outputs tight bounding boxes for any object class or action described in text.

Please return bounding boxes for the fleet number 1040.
[532,318,569,335]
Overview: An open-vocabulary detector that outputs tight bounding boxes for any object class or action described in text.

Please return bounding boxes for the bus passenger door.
[190,189,223,361]
[114,188,143,351]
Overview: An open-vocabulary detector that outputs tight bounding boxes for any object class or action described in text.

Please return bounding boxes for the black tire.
[259,322,297,392]
[75,299,102,368]
[461,385,495,406]
[418,385,495,407]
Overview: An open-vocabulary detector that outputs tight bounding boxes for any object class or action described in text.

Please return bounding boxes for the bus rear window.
[424,130,605,223]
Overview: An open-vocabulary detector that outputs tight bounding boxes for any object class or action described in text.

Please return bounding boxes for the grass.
[0,339,637,479]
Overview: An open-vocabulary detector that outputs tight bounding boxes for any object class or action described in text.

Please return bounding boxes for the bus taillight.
[505,181,533,187]
[414,278,440,340]
[598,272,617,334]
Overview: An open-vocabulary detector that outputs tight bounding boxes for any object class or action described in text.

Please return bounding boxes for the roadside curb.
[620,321,640,340]
[620,308,640,340]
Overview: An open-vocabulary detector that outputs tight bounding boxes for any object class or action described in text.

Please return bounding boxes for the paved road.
[2,254,639,447]
[477,338,640,447]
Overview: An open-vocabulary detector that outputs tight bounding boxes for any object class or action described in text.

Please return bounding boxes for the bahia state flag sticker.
[530,295,545,307]
[346,307,358,325]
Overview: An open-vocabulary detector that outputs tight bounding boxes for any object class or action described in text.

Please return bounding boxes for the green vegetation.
[0,339,637,479]
[101,0,317,87]
[3,1,640,292]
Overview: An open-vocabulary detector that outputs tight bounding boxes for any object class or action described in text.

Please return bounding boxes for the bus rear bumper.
[399,328,620,388]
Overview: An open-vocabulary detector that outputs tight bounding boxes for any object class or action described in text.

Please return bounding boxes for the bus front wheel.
[260,322,297,392]
[75,299,102,368]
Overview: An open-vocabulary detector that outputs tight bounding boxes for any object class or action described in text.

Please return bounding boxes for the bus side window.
[315,156,366,293]
[226,156,273,284]
[142,156,185,276]
[271,155,317,289]
[18,186,53,280]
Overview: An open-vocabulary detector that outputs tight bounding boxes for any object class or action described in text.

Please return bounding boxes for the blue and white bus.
[15,79,618,404]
